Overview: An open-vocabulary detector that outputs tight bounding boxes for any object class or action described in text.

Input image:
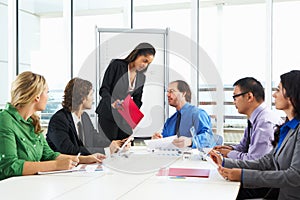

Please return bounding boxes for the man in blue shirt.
[152,80,213,148]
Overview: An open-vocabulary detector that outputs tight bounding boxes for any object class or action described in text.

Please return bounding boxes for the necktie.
[175,111,181,137]
[245,120,252,152]
[77,121,85,145]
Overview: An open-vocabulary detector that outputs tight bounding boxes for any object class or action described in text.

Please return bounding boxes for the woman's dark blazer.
[224,123,300,200]
[46,108,111,155]
[95,59,145,123]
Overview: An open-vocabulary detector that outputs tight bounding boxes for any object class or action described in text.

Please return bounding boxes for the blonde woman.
[0,71,103,180]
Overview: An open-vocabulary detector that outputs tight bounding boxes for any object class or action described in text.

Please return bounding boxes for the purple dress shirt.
[228,103,283,160]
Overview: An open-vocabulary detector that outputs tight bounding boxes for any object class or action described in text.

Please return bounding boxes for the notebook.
[117,94,144,129]
[157,167,210,178]
[37,164,103,175]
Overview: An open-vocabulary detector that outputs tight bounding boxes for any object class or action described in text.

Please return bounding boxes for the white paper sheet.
[37,164,103,175]
[144,136,178,150]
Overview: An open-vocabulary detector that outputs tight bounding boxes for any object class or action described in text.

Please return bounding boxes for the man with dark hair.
[46,78,125,155]
[214,77,282,160]
[152,80,214,148]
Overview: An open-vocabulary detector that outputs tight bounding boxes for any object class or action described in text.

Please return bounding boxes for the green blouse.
[0,103,60,180]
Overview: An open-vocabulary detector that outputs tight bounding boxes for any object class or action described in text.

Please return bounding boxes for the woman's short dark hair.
[172,80,192,103]
[124,42,156,63]
[233,77,265,102]
[62,78,92,112]
[280,70,300,119]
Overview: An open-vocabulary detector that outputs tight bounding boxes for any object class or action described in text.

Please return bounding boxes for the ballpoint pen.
[116,100,124,109]
[72,152,81,166]
[118,135,134,154]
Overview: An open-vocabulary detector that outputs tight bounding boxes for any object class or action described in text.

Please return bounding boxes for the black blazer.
[46,108,111,155]
[96,59,145,122]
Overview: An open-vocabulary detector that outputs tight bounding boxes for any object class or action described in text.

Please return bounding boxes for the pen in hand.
[77,152,81,159]
[116,100,124,110]
[112,99,124,110]
[118,136,134,154]
[72,152,81,167]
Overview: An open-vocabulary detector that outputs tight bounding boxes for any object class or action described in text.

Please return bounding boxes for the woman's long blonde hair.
[11,71,47,133]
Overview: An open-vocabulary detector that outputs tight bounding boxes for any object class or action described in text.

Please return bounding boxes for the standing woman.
[210,70,300,199]
[0,71,101,180]
[96,42,156,141]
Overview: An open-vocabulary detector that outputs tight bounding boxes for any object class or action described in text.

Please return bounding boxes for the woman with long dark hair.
[96,42,156,141]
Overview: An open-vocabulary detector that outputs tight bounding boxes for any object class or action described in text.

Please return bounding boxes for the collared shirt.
[0,103,60,180]
[276,117,300,152]
[162,103,213,148]
[228,102,283,160]
[71,112,81,137]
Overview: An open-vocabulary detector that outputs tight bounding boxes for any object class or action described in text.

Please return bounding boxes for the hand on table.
[172,136,192,148]
[218,166,241,182]
[152,132,162,139]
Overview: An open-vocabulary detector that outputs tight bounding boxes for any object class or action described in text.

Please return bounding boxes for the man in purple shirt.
[214,77,282,160]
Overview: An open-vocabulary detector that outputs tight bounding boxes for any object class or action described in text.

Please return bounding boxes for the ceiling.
[9,0,300,17]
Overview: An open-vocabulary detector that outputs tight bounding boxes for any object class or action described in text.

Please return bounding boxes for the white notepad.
[37,164,103,175]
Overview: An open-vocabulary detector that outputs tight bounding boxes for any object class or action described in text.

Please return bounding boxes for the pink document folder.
[117,94,144,129]
[157,168,210,178]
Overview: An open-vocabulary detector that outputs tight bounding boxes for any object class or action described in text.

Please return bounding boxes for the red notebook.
[117,94,144,129]
[157,168,210,178]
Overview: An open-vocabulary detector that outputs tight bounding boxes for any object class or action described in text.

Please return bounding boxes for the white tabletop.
[0,147,240,200]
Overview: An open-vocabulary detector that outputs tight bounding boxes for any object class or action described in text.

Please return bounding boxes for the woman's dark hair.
[233,77,265,102]
[272,117,288,147]
[280,70,300,119]
[62,78,92,112]
[172,80,192,103]
[124,42,156,63]
[272,70,300,147]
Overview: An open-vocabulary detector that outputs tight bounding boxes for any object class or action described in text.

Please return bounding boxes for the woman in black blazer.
[96,42,156,141]
[47,78,124,156]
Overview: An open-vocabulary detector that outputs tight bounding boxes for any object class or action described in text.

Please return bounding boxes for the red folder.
[117,94,144,129]
[157,168,210,178]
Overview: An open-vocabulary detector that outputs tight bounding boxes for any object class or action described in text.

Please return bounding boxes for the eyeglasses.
[167,89,179,94]
[232,91,249,100]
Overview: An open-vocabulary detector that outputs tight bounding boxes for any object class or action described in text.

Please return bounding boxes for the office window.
[133,0,193,74]
[198,5,219,134]
[73,0,130,127]
[199,2,266,143]
[273,0,300,79]
[134,1,191,37]
[272,0,300,117]
[223,3,266,130]
[133,1,196,116]
[0,0,8,108]
[73,0,130,77]
[18,0,70,125]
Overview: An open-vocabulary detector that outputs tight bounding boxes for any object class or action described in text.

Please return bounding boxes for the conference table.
[0,147,240,200]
